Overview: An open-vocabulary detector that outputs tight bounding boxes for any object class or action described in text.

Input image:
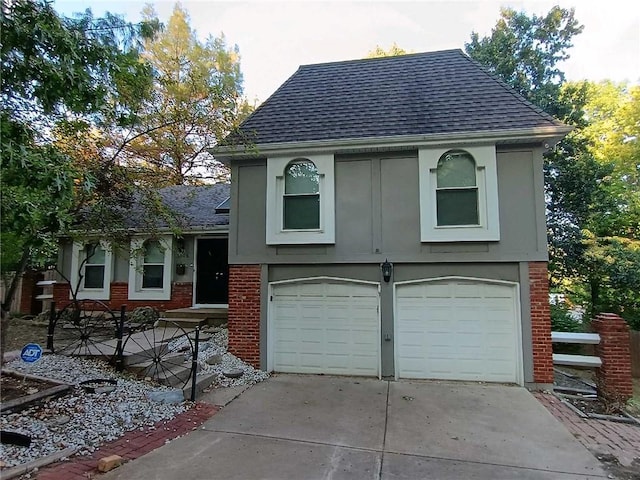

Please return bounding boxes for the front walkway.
[535,392,640,470]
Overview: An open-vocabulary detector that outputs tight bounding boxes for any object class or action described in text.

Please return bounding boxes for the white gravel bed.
[0,327,268,470]
[1,355,188,468]
[171,327,270,387]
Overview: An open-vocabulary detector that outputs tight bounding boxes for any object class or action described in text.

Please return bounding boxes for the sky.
[54,0,640,104]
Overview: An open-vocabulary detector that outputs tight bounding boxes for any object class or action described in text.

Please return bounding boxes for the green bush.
[128,306,159,326]
[550,302,583,332]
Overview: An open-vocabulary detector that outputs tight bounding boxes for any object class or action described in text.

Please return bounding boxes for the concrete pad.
[385,381,605,477]
[203,374,388,450]
[381,452,605,480]
[103,430,381,480]
[198,384,250,407]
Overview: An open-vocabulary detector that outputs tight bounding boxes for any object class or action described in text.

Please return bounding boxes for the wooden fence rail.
[631,330,640,378]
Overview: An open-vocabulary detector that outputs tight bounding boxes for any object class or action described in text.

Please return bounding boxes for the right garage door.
[395,279,520,383]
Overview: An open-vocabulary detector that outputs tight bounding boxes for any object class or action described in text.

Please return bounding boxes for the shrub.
[550,302,583,332]
[128,306,159,326]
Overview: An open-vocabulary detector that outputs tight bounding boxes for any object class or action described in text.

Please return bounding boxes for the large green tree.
[122,4,251,185]
[466,6,640,327]
[0,0,162,359]
[466,6,583,116]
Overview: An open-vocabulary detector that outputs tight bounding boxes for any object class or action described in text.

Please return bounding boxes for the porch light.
[381,259,393,283]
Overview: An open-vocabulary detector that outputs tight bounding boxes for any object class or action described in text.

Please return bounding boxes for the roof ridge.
[298,48,464,69]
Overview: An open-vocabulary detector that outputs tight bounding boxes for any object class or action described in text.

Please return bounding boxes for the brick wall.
[227,265,261,368]
[592,313,633,400]
[529,261,554,384]
[51,282,193,312]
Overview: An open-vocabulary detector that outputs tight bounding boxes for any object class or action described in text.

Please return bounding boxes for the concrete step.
[157,317,208,328]
[127,351,187,375]
[152,363,193,388]
[182,371,218,400]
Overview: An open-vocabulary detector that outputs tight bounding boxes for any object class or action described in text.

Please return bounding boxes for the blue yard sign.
[21,343,43,363]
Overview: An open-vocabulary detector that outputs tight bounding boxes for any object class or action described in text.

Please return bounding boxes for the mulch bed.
[1,374,59,403]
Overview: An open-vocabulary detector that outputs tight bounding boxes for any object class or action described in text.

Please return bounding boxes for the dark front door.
[195,238,228,304]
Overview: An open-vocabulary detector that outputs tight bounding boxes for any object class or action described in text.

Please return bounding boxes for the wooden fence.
[632,330,640,378]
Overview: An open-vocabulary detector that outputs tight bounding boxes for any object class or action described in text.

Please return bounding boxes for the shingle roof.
[127,185,230,230]
[237,49,564,145]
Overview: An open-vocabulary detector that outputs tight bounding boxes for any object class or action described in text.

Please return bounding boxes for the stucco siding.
[230,146,547,265]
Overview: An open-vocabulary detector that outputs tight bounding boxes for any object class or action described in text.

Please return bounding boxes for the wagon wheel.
[119,321,195,389]
[52,300,119,359]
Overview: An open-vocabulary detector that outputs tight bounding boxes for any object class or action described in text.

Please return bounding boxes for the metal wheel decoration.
[50,300,119,359]
[118,320,195,390]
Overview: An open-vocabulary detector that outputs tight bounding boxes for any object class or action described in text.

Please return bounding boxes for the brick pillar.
[591,313,633,401]
[228,265,261,368]
[529,261,554,384]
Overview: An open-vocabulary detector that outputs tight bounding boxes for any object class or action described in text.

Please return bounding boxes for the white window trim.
[266,153,335,245]
[128,236,173,301]
[70,241,113,300]
[419,145,500,242]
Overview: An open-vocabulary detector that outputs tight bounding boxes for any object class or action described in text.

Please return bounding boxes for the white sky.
[55,0,640,104]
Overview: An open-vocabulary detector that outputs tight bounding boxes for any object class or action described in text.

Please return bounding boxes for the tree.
[122,4,251,185]
[366,42,409,58]
[0,0,161,360]
[466,6,583,116]
[466,6,640,326]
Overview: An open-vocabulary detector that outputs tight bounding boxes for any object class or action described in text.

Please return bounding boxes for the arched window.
[142,240,165,288]
[283,159,320,229]
[436,150,479,226]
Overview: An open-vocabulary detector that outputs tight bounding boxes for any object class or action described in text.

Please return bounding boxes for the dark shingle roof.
[127,185,230,230]
[237,49,564,145]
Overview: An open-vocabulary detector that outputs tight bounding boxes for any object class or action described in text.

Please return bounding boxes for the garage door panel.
[271,281,379,376]
[396,280,519,383]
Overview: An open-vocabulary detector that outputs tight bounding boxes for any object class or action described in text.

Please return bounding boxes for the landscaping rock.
[97,454,123,472]
[146,389,184,404]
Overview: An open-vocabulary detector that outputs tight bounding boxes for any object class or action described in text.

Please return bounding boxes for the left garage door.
[270,281,380,377]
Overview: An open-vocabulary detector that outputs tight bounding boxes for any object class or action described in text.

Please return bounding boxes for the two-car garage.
[268,277,522,384]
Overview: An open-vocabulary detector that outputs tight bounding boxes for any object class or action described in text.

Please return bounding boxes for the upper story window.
[266,154,335,245]
[419,145,500,242]
[283,160,320,230]
[436,151,479,226]
[128,236,173,300]
[70,241,113,300]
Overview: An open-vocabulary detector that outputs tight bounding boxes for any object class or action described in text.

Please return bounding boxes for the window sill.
[128,289,171,301]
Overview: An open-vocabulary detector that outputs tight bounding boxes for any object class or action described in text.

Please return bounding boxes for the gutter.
[214,125,573,163]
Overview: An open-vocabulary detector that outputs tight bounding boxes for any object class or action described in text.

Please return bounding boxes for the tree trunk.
[1,247,30,365]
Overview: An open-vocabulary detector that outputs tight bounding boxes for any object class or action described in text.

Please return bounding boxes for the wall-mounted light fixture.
[381,259,393,283]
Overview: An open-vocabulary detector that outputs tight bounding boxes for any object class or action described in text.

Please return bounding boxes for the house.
[53,184,231,311]
[216,49,571,388]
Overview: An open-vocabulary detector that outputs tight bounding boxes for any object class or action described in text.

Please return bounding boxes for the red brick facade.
[591,313,633,400]
[529,261,554,384]
[227,265,261,368]
[52,282,193,312]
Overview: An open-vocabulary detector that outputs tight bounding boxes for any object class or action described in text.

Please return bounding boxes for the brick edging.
[34,403,218,480]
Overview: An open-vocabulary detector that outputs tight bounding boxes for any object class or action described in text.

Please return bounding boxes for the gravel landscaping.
[0,326,268,471]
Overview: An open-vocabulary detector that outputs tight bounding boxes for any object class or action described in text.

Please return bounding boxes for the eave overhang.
[214,125,572,163]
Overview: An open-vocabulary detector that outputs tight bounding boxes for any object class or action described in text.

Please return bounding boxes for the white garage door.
[270,280,379,377]
[396,279,520,383]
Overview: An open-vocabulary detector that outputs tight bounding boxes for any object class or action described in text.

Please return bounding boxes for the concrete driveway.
[104,375,606,479]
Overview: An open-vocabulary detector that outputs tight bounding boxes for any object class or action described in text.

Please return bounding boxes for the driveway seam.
[196,428,606,478]
[378,380,390,480]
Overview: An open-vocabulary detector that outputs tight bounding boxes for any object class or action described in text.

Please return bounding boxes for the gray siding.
[230,147,548,264]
